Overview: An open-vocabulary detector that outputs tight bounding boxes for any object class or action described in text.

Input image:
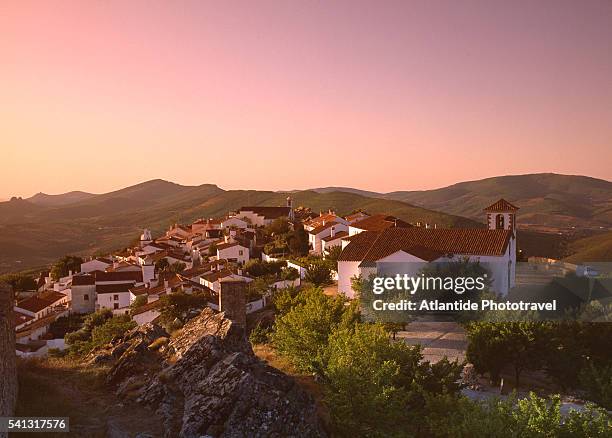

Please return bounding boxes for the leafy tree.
[64,309,116,355]
[169,261,186,273]
[421,392,611,438]
[272,288,357,373]
[91,315,136,346]
[130,295,148,314]
[466,319,547,388]
[263,237,289,256]
[249,322,271,345]
[244,260,285,278]
[281,266,300,281]
[265,217,291,236]
[272,286,305,316]
[287,224,309,256]
[247,277,273,300]
[324,323,463,437]
[0,273,37,292]
[51,255,83,280]
[324,323,422,436]
[155,258,170,272]
[324,245,343,269]
[579,363,612,410]
[207,242,218,257]
[158,292,210,325]
[464,322,508,385]
[383,322,405,340]
[304,260,333,286]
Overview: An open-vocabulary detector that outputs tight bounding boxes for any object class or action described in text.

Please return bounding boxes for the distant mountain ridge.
[314,173,612,230]
[27,191,96,206]
[0,180,474,273]
[2,173,610,272]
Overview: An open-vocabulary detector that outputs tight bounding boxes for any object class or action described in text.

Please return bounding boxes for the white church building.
[337,199,519,298]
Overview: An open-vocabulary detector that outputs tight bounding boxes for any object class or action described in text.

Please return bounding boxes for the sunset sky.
[2,0,611,199]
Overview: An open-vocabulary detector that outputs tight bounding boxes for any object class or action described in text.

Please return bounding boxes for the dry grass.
[14,356,163,438]
[147,336,169,351]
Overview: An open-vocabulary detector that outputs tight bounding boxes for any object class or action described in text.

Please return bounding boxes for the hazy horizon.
[4,171,612,202]
[3,0,612,199]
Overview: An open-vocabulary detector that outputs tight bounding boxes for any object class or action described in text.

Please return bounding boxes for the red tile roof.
[14,310,34,327]
[72,274,95,286]
[483,199,519,212]
[309,221,344,235]
[128,285,149,296]
[350,214,412,232]
[95,270,143,283]
[16,291,67,313]
[201,269,234,283]
[304,213,339,228]
[132,299,164,316]
[338,231,382,261]
[96,283,134,294]
[340,227,512,263]
[216,242,243,251]
[322,231,349,242]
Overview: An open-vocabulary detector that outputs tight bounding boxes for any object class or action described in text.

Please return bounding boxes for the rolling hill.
[27,191,96,206]
[313,174,612,230]
[383,173,612,230]
[563,231,612,263]
[0,180,477,273]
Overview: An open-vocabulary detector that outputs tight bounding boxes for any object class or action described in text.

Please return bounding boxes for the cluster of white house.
[13,197,520,356]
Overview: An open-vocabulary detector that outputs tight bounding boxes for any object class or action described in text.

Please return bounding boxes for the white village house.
[337,199,518,298]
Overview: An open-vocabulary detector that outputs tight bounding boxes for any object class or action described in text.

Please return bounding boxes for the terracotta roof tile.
[342,227,512,263]
[322,231,349,242]
[132,299,164,316]
[309,222,339,235]
[72,274,95,286]
[95,271,143,283]
[96,283,134,294]
[483,199,519,212]
[338,231,382,261]
[16,292,67,313]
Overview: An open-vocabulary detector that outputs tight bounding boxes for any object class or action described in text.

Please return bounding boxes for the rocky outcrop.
[96,308,326,438]
[0,283,17,438]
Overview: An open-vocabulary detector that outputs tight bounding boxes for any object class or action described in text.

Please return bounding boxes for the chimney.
[330,226,335,238]
[393,219,397,227]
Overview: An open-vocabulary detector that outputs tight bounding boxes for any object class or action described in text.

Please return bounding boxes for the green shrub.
[249,322,271,345]
[271,288,357,373]
[579,363,612,410]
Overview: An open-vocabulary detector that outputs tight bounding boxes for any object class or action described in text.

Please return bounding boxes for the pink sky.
[2,0,611,199]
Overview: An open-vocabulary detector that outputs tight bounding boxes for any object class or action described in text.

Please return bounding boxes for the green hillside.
[0,181,477,273]
[563,231,612,263]
[383,173,612,229]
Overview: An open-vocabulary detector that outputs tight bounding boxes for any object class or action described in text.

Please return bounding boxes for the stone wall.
[0,282,17,436]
